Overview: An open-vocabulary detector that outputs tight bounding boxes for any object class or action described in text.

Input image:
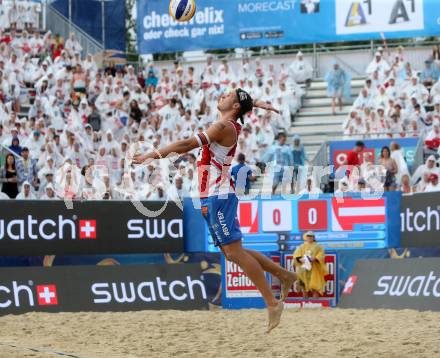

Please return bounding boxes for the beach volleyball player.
[133,89,296,332]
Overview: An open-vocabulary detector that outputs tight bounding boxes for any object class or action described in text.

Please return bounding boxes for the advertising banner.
[0,201,183,255]
[401,192,440,248]
[51,0,126,51]
[221,252,337,309]
[136,0,440,54]
[189,192,401,253]
[329,138,418,170]
[0,263,208,315]
[281,253,338,307]
[221,253,273,309]
[339,258,440,311]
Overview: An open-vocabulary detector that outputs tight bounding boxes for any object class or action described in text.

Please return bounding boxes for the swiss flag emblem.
[343,275,358,295]
[36,284,58,305]
[237,201,259,234]
[79,220,97,239]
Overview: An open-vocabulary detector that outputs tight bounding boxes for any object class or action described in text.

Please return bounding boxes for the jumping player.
[133,89,296,332]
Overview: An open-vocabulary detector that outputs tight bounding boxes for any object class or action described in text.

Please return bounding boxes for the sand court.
[0,308,438,358]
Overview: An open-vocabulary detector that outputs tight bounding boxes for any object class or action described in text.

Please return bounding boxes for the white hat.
[427,155,436,162]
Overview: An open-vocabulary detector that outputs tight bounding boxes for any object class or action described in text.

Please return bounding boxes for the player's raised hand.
[132,153,148,165]
[254,100,280,114]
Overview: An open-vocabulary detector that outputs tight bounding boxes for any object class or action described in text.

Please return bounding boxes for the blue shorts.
[200,193,243,247]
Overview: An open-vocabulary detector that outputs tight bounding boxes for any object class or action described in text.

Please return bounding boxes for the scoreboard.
[206,194,392,252]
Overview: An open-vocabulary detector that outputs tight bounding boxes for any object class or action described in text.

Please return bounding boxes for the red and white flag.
[237,201,259,234]
[331,198,385,231]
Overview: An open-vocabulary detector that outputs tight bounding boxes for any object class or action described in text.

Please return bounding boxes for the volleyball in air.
[169,0,196,22]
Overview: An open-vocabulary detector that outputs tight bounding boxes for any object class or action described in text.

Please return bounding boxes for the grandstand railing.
[153,40,437,80]
[45,4,103,56]
[413,136,426,173]
[342,131,420,139]
[317,43,362,76]
[311,141,328,167]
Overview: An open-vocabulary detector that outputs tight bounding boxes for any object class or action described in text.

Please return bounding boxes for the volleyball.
[169,0,196,22]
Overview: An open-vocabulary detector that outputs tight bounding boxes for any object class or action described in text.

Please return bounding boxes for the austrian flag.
[237,201,259,234]
[331,198,385,231]
[343,276,358,295]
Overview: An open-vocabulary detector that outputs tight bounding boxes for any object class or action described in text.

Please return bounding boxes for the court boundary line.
[0,341,87,358]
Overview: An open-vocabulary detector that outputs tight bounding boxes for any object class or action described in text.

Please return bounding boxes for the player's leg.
[246,249,296,301]
[211,193,285,331]
[222,241,284,333]
[246,249,295,280]
[223,241,277,307]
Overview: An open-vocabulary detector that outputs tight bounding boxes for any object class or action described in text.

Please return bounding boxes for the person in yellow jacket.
[293,231,328,298]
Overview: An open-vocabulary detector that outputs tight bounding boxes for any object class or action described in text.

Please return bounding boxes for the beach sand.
[0,308,438,358]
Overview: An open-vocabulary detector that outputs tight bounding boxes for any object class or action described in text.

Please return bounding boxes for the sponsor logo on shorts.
[217,211,230,237]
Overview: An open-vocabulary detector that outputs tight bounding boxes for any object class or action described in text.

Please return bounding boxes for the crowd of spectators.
[336,45,440,194]
[0,20,307,200]
[0,0,41,32]
[3,11,438,200]
[343,46,440,141]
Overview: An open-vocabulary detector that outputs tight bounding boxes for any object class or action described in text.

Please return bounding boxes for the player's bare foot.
[266,301,284,333]
[280,272,297,301]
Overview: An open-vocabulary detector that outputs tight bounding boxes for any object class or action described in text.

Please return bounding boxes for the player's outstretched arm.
[132,121,226,164]
[253,99,280,114]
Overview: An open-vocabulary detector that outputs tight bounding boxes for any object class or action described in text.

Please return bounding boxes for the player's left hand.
[132,154,147,165]
[260,101,280,114]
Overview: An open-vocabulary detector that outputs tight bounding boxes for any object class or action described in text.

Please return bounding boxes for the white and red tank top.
[197,120,242,198]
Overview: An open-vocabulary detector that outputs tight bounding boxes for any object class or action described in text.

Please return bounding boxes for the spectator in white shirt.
[353,88,374,110]
[40,183,57,199]
[366,52,390,80]
[16,180,36,199]
[289,51,313,84]
[411,155,439,186]
[298,177,322,196]
[64,33,82,57]
[425,173,440,192]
